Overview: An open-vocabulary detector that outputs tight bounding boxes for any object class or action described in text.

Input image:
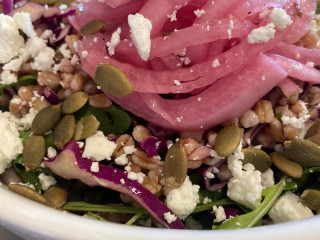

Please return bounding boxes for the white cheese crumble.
[107,27,121,56]
[205,172,215,179]
[194,9,205,18]
[164,212,177,224]
[261,168,275,188]
[212,205,226,223]
[0,14,24,64]
[47,147,57,159]
[128,13,152,61]
[281,100,310,129]
[227,142,263,209]
[167,10,177,22]
[38,173,56,191]
[0,115,23,174]
[13,12,35,38]
[90,161,99,173]
[115,145,137,166]
[203,197,212,204]
[212,59,220,68]
[82,131,117,161]
[120,178,125,185]
[247,23,276,44]
[269,8,292,30]
[128,172,146,184]
[81,50,88,58]
[59,43,72,59]
[165,176,200,219]
[269,192,313,223]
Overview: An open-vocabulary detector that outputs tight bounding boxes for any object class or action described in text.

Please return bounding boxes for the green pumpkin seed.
[8,184,48,205]
[31,105,61,135]
[62,91,89,114]
[270,152,303,178]
[74,115,100,141]
[43,186,67,209]
[23,135,46,171]
[305,120,320,139]
[164,141,187,189]
[301,189,320,211]
[54,115,76,149]
[284,139,320,167]
[94,64,133,97]
[80,19,105,36]
[242,148,271,173]
[214,124,242,157]
[307,135,320,146]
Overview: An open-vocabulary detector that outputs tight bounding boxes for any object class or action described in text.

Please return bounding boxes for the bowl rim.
[0,186,320,240]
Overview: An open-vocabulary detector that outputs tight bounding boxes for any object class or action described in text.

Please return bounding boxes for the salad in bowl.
[0,0,320,235]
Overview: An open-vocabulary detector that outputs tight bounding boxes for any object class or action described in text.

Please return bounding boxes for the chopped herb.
[125,212,144,225]
[275,112,282,119]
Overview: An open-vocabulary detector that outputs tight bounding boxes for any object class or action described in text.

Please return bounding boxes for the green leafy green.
[0,74,37,94]
[75,105,131,135]
[125,212,144,225]
[62,201,148,214]
[284,166,320,191]
[198,188,226,204]
[216,177,286,230]
[20,171,42,192]
[317,0,320,14]
[19,130,32,145]
[44,133,55,148]
[12,155,24,173]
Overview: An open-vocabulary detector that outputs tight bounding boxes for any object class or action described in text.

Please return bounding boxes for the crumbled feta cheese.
[38,173,56,191]
[227,141,263,209]
[115,154,129,166]
[212,205,226,223]
[212,59,220,68]
[71,54,80,66]
[31,47,55,71]
[164,212,177,224]
[269,192,313,223]
[107,27,121,56]
[306,62,315,68]
[194,9,205,18]
[1,71,18,85]
[128,13,152,61]
[165,176,200,219]
[205,172,215,179]
[269,8,292,30]
[120,178,125,185]
[82,131,117,161]
[203,197,212,204]
[0,14,24,64]
[124,145,137,155]
[167,10,177,22]
[13,12,34,37]
[0,115,23,174]
[281,101,310,129]
[3,57,24,72]
[47,147,57,159]
[90,161,99,173]
[81,50,88,58]
[59,43,72,59]
[127,171,145,184]
[247,23,276,44]
[41,30,53,40]
[261,168,275,188]
[174,80,181,86]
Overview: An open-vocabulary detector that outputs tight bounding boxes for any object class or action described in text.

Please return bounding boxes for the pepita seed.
[31,105,61,134]
[94,64,133,97]
[23,135,46,171]
[74,115,100,141]
[214,124,242,157]
[270,152,303,178]
[242,148,271,173]
[307,135,320,146]
[54,115,76,148]
[305,120,320,138]
[29,0,58,5]
[284,139,320,167]
[8,184,48,205]
[43,186,67,209]
[80,19,105,36]
[62,91,89,114]
[164,141,187,189]
[301,189,320,211]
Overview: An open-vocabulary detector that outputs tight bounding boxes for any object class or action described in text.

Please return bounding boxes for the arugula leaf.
[20,171,42,192]
[0,74,37,94]
[19,130,32,145]
[44,133,55,148]
[216,177,286,230]
[284,166,320,191]
[75,105,131,135]
[198,188,226,204]
[125,212,144,225]
[86,212,108,221]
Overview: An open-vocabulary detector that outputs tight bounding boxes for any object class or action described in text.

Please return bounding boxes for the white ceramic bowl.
[0,186,320,240]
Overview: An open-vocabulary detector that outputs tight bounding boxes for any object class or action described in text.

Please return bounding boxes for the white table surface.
[0,224,23,240]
